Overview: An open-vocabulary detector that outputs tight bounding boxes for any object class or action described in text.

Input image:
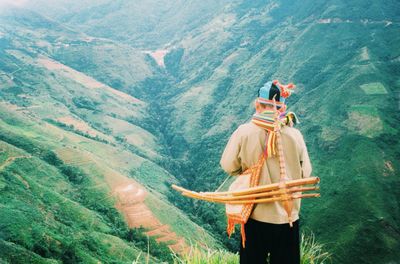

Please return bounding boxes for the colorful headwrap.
[257,80,296,108]
[253,79,299,158]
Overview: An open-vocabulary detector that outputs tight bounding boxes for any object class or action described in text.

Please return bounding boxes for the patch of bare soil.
[113,182,187,254]
[145,50,168,67]
[56,147,187,253]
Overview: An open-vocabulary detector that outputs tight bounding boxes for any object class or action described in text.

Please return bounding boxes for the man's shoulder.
[234,122,264,137]
[237,122,260,130]
[281,126,304,142]
[233,122,305,141]
[282,126,302,135]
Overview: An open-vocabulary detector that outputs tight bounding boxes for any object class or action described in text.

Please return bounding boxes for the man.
[220,80,312,264]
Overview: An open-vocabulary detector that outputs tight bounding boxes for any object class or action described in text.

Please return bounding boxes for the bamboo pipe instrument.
[197,177,319,197]
[180,186,319,202]
[172,183,320,204]
[175,185,318,201]
[222,193,320,204]
[178,190,320,204]
[171,177,319,197]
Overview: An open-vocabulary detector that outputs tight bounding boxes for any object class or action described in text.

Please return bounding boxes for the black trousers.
[240,218,300,264]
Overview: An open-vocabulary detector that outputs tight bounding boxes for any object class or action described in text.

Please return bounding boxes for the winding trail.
[0,155,31,171]
[56,147,187,254]
[113,181,187,253]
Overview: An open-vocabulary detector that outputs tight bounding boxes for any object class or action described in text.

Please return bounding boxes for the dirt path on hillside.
[56,147,187,254]
[0,156,32,188]
[113,180,187,253]
[0,156,31,171]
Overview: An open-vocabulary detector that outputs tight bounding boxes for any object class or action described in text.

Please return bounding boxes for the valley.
[1,1,400,263]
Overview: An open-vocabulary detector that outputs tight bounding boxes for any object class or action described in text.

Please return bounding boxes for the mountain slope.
[1,1,399,263]
[0,106,151,263]
[0,7,219,263]
[158,1,400,263]
[86,1,400,262]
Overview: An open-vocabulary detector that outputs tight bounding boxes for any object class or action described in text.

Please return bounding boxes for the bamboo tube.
[179,186,319,203]
[195,186,319,201]
[176,186,320,204]
[174,177,319,197]
[179,191,320,204]
[223,193,320,205]
[292,193,320,199]
[171,184,192,194]
[171,177,320,205]
[228,177,319,196]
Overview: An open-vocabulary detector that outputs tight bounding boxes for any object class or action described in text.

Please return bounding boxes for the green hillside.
[0,106,158,263]
[0,7,219,263]
[159,2,400,263]
[1,0,399,263]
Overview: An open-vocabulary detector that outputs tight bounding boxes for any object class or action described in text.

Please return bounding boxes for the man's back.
[220,122,312,224]
[220,80,310,264]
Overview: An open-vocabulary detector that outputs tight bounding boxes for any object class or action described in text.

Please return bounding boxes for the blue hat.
[258,81,286,104]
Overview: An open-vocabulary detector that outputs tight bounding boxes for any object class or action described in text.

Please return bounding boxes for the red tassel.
[264,133,269,158]
[241,223,246,248]
[227,218,235,238]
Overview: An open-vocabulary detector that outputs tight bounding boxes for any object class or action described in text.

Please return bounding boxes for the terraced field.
[56,146,188,254]
[114,182,187,253]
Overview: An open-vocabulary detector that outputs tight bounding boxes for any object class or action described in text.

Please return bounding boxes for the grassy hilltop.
[1,0,400,263]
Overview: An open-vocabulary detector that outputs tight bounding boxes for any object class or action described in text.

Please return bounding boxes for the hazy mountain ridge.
[25,0,235,49]
[0,1,399,263]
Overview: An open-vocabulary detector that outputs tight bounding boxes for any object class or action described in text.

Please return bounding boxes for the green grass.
[171,232,330,264]
[300,233,331,264]
[360,82,388,95]
[0,240,58,264]
[172,245,238,264]
[130,160,178,195]
[349,105,379,117]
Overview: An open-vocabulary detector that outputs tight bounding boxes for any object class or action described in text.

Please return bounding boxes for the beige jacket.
[220,122,312,224]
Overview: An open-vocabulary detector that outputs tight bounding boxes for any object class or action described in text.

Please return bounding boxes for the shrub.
[72,96,99,110]
[59,165,84,184]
